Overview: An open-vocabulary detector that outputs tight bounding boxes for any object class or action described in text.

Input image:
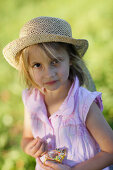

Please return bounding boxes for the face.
[28,44,71,92]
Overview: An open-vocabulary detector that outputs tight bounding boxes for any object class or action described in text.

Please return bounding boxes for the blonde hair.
[15,42,88,89]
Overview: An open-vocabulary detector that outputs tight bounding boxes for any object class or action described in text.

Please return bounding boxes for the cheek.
[34,74,41,83]
[34,74,44,86]
[29,69,43,85]
[58,62,70,77]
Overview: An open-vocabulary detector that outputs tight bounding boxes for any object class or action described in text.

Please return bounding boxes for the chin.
[46,87,59,91]
[45,84,61,91]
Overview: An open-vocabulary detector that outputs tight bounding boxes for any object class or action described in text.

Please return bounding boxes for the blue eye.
[33,63,41,68]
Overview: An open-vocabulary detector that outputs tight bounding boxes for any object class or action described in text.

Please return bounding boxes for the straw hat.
[2,16,96,91]
[3,16,89,69]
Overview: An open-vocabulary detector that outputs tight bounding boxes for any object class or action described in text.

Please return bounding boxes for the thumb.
[45,161,58,168]
[45,161,55,166]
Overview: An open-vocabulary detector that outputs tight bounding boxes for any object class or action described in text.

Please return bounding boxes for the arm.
[21,108,48,158]
[21,108,34,152]
[72,102,113,170]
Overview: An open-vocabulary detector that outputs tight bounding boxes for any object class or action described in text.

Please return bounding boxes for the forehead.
[28,44,68,64]
[28,44,47,62]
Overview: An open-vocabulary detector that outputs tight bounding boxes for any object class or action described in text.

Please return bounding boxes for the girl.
[3,16,113,170]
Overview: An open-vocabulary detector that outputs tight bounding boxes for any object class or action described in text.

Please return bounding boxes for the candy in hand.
[40,148,66,164]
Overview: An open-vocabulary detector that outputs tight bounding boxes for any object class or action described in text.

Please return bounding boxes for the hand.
[37,157,72,170]
[25,137,48,158]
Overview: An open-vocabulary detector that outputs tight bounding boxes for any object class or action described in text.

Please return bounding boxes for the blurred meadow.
[0,0,113,169]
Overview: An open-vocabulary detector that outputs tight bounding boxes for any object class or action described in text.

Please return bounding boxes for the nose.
[45,66,56,78]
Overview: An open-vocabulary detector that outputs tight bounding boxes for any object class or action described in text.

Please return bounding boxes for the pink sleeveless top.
[22,77,109,170]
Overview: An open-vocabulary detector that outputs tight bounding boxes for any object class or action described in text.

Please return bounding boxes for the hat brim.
[3,33,88,69]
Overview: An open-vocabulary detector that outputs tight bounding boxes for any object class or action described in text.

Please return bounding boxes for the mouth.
[45,80,57,85]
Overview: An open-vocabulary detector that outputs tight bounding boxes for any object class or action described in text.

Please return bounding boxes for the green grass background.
[0,0,113,169]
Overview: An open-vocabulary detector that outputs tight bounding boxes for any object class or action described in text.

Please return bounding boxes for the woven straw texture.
[3,16,88,69]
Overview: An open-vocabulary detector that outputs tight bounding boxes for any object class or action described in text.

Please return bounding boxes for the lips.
[45,80,57,85]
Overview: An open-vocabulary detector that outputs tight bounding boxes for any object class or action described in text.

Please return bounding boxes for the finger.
[40,142,48,156]
[31,141,42,154]
[45,161,61,169]
[28,138,38,148]
[37,157,53,170]
[40,150,47,157]
[34,142,46,157]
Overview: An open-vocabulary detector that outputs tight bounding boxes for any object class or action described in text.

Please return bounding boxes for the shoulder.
[78,86,103,110]
[22,88,32,104]
[79,86,102,98]
[86,101,102,124]
[22,88,40,107]
[77,86,103,125]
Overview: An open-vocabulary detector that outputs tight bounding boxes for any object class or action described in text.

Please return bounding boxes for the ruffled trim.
[78,87,103,125]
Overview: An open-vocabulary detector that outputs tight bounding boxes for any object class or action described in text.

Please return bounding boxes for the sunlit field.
[0,0,113,169]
